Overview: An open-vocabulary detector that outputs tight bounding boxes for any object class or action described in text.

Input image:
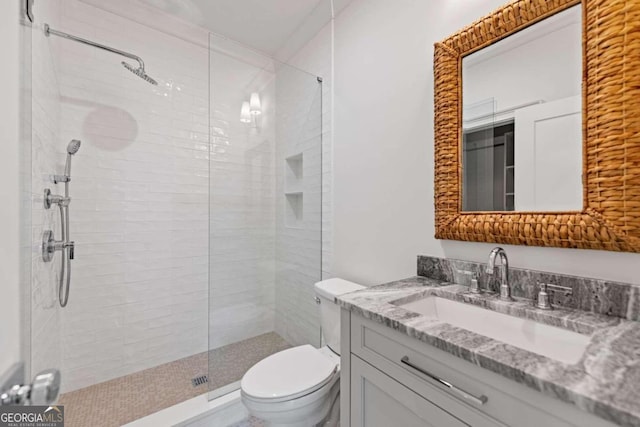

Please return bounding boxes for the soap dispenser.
[536,282,552,310]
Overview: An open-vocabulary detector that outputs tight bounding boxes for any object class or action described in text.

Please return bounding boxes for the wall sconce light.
[240,101,251,123]
[250,92,262,115]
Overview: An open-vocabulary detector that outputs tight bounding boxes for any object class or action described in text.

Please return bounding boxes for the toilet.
[240,278,364,427]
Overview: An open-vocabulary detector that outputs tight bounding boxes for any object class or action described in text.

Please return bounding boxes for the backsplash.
[418,255,640,321]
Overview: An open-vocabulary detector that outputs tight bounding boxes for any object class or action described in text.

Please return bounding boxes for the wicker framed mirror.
[434,0,640,252]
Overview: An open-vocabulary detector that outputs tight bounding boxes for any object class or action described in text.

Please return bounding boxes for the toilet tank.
[314,278,365,355]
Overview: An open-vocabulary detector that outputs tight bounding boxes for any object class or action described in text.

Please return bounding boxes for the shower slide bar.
[43,140,81,308]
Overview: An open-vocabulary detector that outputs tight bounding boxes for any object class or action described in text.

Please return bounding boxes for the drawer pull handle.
[400,356,488,406]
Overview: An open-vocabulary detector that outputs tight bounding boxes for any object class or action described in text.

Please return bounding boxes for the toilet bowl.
[241,346,340,426]
[240,278,364,427]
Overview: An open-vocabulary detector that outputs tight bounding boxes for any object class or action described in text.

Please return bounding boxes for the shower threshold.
[123,390,265,427]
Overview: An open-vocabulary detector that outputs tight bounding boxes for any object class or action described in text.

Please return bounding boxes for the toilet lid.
[241,345,338,402]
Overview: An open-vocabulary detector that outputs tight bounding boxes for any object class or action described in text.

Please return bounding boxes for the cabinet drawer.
[351,355,469,427]
[350,314,616,427]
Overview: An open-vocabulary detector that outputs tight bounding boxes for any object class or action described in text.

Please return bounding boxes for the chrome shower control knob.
[30,369,61,406]
[42,230,56,263]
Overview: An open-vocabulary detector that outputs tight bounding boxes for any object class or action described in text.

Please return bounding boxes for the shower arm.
[43,23,145,70]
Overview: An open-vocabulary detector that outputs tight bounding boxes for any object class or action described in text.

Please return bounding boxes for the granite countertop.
[337,276,640,427]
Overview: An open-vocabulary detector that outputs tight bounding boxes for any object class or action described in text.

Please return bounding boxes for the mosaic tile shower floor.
[58,332,290,427]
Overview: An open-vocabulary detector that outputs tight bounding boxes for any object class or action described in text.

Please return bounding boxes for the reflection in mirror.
[461,5,582,212]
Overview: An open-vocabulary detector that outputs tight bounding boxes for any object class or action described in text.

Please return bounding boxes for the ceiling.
[138,0,330,55]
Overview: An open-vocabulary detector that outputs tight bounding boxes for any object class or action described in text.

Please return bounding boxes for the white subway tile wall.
[28,0,332,394]
[208,34,328,352]
[274,66,323,347]
[288,24,333,278]
[48,0,208,392]
[275,24,334,346]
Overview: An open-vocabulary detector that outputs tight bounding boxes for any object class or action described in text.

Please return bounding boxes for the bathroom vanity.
[337,272,640,427]
[335,0,640,423]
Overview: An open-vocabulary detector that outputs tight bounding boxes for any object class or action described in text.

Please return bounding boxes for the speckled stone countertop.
[337,276,640,427]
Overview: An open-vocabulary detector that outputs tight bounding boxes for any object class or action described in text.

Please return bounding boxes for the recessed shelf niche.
[285,153,303,193]
[284,153,304,228]
[285,192,303,228]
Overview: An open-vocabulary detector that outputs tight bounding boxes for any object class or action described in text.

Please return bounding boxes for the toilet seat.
[241,345,339,403]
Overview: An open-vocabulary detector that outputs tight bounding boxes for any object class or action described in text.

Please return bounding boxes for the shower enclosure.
[23,1,324,426]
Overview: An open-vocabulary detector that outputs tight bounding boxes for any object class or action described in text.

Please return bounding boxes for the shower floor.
[58,332,291,427]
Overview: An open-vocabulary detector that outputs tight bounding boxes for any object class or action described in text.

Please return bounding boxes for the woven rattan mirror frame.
[434,0,640,252]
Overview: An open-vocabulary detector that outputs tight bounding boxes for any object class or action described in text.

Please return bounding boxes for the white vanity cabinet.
[340,310,618,427]
[350,356,469,427]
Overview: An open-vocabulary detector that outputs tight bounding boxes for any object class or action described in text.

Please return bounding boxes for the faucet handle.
[457,270,481,293]
[546,283,572,296]
[456,269,475,283]
[469,276,481,294]
[536,282,552,310]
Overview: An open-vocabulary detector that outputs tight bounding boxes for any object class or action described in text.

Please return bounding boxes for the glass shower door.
[208,34,323,397]
[27,4,211,425]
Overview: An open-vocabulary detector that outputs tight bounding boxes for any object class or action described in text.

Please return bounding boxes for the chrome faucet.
[486,247,512,301]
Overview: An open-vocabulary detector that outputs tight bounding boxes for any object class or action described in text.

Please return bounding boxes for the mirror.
[435,0,640,252]
[461,5,582,212]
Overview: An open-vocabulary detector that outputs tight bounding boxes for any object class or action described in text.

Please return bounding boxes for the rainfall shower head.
[122,61,158,85]
[44,24,159,87]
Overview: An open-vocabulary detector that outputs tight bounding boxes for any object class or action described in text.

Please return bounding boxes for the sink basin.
[398,296,590,364]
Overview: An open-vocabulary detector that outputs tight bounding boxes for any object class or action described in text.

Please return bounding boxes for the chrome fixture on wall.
[121,60,158,85]
[43,24,158,85]
[43,140,81,308]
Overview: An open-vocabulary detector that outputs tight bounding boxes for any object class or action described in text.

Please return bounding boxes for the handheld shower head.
[122,61,158,85]
[64,140,81,178]
[67,139,81,155]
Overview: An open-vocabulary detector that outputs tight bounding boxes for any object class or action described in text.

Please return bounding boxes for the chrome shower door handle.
[400,356,488,406]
